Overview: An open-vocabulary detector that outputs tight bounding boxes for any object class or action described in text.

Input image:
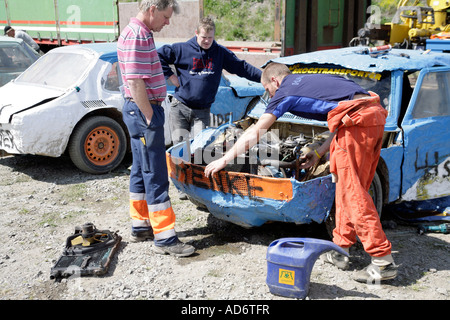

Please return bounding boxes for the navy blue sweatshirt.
[157,37,262,109]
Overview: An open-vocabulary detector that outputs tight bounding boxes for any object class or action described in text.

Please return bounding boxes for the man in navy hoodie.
[158,16,262,145]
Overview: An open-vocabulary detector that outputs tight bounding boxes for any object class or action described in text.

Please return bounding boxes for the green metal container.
[1,0,119,46]
[282,0,371,55]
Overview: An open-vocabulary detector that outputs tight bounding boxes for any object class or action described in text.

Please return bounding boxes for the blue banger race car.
[167,47,450,228]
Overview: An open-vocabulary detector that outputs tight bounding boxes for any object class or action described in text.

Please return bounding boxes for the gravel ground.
[0,154,448,306]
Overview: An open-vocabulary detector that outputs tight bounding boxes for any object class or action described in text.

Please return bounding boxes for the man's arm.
[157,44,176,79]
[157,44,181,88]
[204,113,276,177]
[128,79,153,125]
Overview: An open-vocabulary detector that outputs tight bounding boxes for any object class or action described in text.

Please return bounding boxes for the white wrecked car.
[0,43,129,174]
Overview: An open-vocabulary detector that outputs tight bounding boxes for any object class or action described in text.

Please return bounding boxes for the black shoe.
[153,240,195,257]
[321,250,350,270]
[353,263,398,283]
[130,228,154,242]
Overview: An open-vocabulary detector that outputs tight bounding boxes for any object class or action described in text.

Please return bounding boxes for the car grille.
[81,100,107,109]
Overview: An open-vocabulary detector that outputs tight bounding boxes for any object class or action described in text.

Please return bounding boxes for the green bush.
[204,0,274,41]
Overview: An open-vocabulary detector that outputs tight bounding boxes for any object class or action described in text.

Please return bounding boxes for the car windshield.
[349,71,391,110]
[0,42,35,72]
[15,52,92,89]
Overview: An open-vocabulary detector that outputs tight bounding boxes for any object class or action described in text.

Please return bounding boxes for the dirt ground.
[0,153,448,307]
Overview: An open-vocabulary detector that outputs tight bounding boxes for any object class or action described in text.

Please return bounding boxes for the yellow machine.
[352,0,450,48]
[390,0,450,44]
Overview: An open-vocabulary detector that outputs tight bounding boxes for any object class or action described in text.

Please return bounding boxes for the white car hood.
[0,82,64,123]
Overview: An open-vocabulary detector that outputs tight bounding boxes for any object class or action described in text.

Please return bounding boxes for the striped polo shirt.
[117,18,166,101]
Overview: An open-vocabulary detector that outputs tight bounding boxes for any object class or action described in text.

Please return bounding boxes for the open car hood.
[0,82,63,123]
[226,75,264,97]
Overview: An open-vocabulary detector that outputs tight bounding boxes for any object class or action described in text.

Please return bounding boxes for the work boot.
[353,263,398,283]
[153,240,195,257]
[130,227,154,242]
[321,250,350,270]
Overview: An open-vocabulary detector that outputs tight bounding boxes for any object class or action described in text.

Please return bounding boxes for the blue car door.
[400,67,450,202]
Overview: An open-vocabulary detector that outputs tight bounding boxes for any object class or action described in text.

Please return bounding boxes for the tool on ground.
[50,223,121,280]
[418,223,449,235]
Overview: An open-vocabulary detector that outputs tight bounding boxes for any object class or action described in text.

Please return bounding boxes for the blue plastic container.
[266,237,349,299]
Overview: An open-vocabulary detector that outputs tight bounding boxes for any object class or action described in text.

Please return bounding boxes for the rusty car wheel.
[68,116,127,174]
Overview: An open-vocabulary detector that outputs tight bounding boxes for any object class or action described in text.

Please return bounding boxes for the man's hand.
[168,74,180,88]
[299,151,319,170]
[299,131,335,169]
[204,158,227,178]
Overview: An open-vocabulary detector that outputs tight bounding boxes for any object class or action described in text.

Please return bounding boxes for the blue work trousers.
[122,99,176,244]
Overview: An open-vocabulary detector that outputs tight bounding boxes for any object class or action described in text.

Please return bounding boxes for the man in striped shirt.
[118,0,195,257]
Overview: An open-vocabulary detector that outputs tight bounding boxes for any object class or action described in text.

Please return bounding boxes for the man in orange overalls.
[204,62,397,283]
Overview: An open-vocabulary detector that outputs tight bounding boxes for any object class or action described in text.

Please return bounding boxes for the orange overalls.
[327,92,392,258]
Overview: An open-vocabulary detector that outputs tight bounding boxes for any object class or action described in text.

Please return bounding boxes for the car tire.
[324,171,384,238]
[187,195,208,211]
[369,170,383,215]
[68,116,127,174]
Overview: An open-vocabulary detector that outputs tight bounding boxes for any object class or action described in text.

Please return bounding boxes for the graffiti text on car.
[290,66,382,81]
[210,113,232,127]
[0,129,17,151]
[171,161,265,201]
[415,149,450,178]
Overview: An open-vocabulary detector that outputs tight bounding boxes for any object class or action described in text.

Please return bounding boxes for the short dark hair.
[4,26,12,35]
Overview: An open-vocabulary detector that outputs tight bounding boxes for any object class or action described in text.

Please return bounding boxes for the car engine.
[195,124,331,182]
